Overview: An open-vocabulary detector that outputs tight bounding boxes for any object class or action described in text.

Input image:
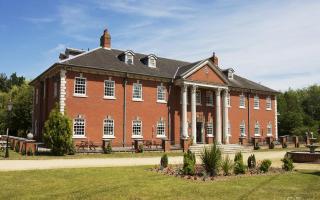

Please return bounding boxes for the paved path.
[0,151,318,171]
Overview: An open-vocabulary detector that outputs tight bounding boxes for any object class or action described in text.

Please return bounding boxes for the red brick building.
[31,29,279,148]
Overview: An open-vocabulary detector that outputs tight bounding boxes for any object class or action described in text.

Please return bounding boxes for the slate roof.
[55,47,278,93]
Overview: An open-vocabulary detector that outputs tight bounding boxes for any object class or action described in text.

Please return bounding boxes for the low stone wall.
[287,151,320,163]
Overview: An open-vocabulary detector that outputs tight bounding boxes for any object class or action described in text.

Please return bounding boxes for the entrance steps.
[189,144,252,156]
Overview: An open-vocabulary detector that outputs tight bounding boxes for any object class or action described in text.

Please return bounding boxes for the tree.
[43,105,73,156]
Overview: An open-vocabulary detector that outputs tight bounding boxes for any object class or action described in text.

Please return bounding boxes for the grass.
[0,166,319,199]
[0,150,183,160]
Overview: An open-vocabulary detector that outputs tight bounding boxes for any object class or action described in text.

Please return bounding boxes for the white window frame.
[227,93,231,107]
[227,121,231,136]
[156,120,166,138]
[240,120,246,137]
[157,84,166,103]
[254,95,260,109]
[206,122,214,136]
[266,96,272,110]
[132,82,143,101]
[73,118,86,138]
[267,122,272,136]
[74,77,87,97]
[132,120,142,138]
[206,91,213,106]
[148,57,156,68]
[239,94,245,108]
[125,53,134,65]
[254,121,260,136]
[103,118,115,138]
[196,90,201,105]
[53,82,58,98]
[104,80,116,99]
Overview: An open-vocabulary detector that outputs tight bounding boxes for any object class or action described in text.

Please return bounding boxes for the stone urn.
[27,132,34,140]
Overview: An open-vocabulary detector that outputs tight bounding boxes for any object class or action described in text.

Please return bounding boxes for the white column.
[181,85,188,139]
[59,69,67,114]
[274,97,278,140]
[191,85,197,144]
[215,88,222,144]
[223,89,229,144]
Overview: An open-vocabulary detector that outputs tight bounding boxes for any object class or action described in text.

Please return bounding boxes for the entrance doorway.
[196,122,203,143]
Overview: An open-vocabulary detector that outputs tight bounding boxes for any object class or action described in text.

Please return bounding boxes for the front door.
[196,122,203,143]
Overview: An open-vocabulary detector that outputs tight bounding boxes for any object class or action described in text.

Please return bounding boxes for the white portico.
[179,81,229,145]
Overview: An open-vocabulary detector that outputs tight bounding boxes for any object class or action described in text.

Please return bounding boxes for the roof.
[34,47,278,93]
[60,47,190,79]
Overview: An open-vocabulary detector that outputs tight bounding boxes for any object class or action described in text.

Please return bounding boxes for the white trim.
[72,135,87,139]
[73,118,86,137]
[132,82,143,101]
[275,98,278,139]
[132,135,143,139]
[103,97,116,100]
[103,136,116,139]
[206,134,214,138]
[74,76,87,96]
[156,135,167,139]
[157,100,167,104]
[132,120,142,137]
[103,118,115,137]
[58,47,102,63]
[182,80,228,89]
[73,94,88,98]
[59,69,66,114]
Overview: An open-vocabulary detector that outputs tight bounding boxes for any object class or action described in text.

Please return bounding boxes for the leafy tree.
[43,105,73,156]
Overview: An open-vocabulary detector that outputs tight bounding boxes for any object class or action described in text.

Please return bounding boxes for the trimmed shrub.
[103,142,112,154]
[247,154,256,169]
[260,159,272,173]
[234,152,246,174]
[200,143,221,176]
[160,154,168,169]
[221,155,233,176]
[43,104,73,156]
[183,150,196,175]
[137,144,144,153]
[281,157,294,171]
[269,141,275,149]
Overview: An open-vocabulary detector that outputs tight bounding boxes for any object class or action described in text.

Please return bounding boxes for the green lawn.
[0,167,319,200]
[0,150,183,160]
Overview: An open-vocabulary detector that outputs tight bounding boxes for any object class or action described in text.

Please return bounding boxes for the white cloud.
[46,44,67,55]
[22,17,55,24]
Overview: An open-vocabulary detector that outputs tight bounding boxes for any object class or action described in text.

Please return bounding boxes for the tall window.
[157,85,166,102]
[132,120,142,137]
[53,82,58,98]
[104,80,115,98]
[207,122,213,135]
[254,121,260,136]
[126,54,134,65]
[227,93,231,107]
[240,120,246,136]
[239,94,245,108]
[267,122,272,136]
[196,90,201,105]
[133,83,142,100]
[266,96,272,110]
[73,118,85,136]
[254,95,259,109]
[74,77,86,96]
[103,119,114,137]
[206,91,213,106]
[157,121,165,136]
[228,121,231,136]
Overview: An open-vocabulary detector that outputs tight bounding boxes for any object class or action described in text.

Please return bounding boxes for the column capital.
[182,84,188,92]
[215,88,222,96]
[191,84,197,93]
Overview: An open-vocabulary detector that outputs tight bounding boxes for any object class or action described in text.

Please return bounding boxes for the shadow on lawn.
[298,170,320,176]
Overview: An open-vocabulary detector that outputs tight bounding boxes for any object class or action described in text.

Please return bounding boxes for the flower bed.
[150,165,287,182]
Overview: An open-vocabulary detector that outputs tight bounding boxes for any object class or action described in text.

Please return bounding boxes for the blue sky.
[0,0,319,91]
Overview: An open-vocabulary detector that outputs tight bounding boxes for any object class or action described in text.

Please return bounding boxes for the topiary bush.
[234,151,246,174]
[160,154,168,169]
[221,155,233,176]
[200,143,221,176]
[260,159,272,173]
[43,104,73,156]
[247,154,256,169]
[103,142,112,154]
[281,156,294,171]
[183,150,196,175]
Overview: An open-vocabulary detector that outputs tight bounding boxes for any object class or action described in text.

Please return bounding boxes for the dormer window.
[124,50,135,65]
[227,68,234,79]
[147,54,157,68]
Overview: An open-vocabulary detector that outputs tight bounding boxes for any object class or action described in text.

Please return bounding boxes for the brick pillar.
[134,140,143,152]
[239,137,247,145]
[162,139,171,152]
[292,136,299,148]
[266,136,273,145]
[206,136,214,144]
[181,138,189,152]
[280,136,287,148]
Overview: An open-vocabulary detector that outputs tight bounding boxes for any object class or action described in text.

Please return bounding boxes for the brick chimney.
[100,29,111,48]
[210,52,219,66]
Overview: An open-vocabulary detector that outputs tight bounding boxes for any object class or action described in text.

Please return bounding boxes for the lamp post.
[5,99,13,158]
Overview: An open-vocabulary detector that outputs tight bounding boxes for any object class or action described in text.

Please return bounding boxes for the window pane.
[75,77,86,95]
[74,118,85,135]
[133,83,142,99]
[132,120,142,136]
[157,86,166,101]
[105,81,115,97]
[104,119,114,136]
[157,121,165,136]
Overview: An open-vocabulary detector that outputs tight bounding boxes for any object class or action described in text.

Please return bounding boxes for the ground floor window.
[132,120,142,136]
[267,122,272,136]
[73,118,85,136]
[240,121,246,136]
[206,122,214,136]
[157,121,165,136]
[103,119,114,136]
[254,121,260,136]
